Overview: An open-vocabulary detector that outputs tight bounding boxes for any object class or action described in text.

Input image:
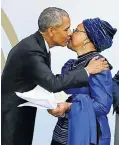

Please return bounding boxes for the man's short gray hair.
[38,7,69,32]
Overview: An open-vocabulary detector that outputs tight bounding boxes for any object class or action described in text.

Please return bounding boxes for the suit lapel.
[34,31,51,68]
[47,51,51,69]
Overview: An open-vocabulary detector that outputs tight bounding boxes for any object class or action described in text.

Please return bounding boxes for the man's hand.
[48,102,72,117]
[85,56,109,75]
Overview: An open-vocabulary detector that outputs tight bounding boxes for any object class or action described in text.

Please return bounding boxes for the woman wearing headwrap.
[51,18,117,145]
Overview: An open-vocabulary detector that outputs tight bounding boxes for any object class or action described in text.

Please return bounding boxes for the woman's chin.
[67,42,77,52]
[67,42,72,49]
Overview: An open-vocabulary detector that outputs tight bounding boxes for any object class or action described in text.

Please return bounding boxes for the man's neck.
[39,31,54,48]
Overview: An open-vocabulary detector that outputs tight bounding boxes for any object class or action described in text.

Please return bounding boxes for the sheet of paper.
[18,102,49,109]
[16,85,57,109]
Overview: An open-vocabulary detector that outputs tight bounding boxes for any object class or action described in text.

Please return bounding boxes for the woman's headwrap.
[83,18,117,52]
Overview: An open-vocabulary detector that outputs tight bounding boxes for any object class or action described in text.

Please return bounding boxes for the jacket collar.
[33,31,48,54]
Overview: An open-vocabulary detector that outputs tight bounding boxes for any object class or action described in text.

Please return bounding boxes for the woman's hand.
[48,102,72,117]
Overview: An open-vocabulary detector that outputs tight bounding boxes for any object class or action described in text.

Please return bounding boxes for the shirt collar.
[44,39,50,53]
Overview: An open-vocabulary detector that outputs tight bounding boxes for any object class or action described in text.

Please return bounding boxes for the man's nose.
[68,29,72,36]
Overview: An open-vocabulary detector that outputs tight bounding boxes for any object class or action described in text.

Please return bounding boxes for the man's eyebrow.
[64,26,70,30]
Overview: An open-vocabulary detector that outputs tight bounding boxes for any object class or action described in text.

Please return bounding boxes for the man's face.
[51,16,72,47]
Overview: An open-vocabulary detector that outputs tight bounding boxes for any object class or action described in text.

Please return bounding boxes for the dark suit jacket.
[1,31,88,145]
[113,71,119,114]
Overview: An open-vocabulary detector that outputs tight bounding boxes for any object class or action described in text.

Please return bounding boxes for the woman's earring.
[83,39,87,49]
[83,37,90,49]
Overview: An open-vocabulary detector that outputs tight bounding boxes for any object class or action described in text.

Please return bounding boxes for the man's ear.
[47,27,55,37]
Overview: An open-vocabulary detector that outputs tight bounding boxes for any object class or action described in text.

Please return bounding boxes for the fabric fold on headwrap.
[83,18,117,52]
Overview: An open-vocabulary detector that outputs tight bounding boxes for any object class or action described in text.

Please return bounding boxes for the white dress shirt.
[44,39,50,53]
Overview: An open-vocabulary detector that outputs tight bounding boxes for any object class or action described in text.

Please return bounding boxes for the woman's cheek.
[73,37,79,46]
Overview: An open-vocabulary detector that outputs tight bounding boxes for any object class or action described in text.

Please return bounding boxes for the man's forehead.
[61,16,70,28]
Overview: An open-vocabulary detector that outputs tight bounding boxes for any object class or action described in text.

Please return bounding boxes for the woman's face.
[67,23,88,51]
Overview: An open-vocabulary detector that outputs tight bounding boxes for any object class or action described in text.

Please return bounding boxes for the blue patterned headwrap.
[83,18,117,52]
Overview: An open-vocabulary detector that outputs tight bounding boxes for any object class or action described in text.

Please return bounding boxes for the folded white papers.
[16,85,57,109]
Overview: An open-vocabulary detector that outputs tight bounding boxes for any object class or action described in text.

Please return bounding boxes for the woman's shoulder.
[88,52,112,70]
[97,54,113,70]
[61,59,77,74]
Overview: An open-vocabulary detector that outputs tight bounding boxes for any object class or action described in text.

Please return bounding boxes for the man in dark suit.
[1,7,109,145]
[113,71,119,145]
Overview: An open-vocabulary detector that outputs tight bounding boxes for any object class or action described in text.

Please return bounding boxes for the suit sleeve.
[89,70,112,116]
[27,52,88,93]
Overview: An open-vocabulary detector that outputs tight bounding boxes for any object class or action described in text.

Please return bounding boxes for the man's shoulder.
[20,32,38,48]
[6,32,46,62]
[13,31,44,53]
